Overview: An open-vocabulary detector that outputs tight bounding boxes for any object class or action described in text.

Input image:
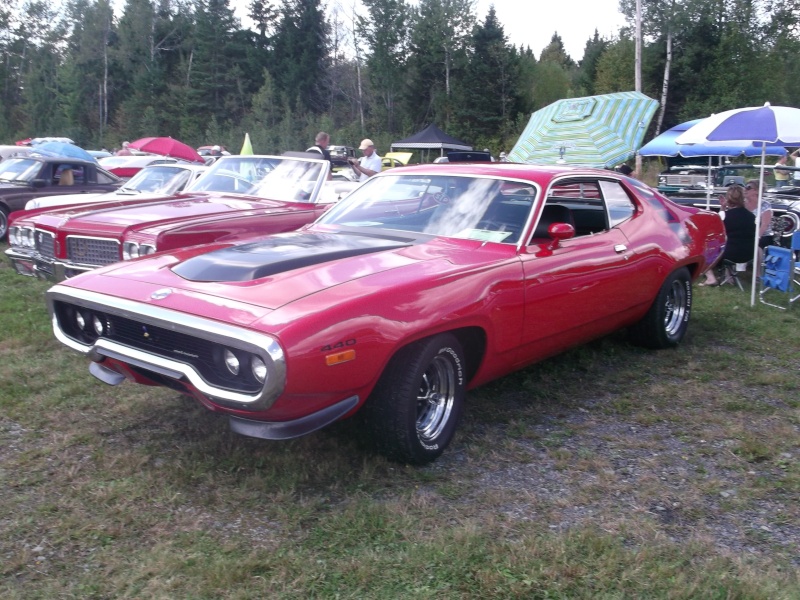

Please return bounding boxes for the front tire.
[0,205,9,240]
[363,333,466,465]
[629,267,692,349]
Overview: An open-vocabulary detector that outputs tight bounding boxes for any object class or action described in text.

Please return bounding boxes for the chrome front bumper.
[4,247,92,282]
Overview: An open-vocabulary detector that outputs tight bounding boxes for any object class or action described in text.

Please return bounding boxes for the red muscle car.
[45,164,725,464]
[6,154,353,280]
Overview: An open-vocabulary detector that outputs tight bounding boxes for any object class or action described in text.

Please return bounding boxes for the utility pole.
[635,0,643,177]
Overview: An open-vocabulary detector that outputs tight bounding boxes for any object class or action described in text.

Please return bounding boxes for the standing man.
[306,131,332,179]
[116,141,132,156]
[350,139,382,182]
[790,148,800,184]
[774,154,791,188]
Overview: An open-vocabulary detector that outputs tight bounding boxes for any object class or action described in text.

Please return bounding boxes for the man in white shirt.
[350,139,382,182]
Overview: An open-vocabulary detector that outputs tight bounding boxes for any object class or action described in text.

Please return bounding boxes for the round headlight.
[123,242,139,260]
[76,312,86,330]
[93,315,105,336]
[251,356,268,384]
[22,229,33,248]
[224,349,240,375]
[141,244,156,256]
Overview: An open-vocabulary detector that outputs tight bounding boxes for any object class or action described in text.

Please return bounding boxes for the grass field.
[1,244,798,599]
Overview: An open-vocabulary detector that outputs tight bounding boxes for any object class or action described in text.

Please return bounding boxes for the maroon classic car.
[6,154,353,280]
[45,164,725,464]
[0,155,122,239]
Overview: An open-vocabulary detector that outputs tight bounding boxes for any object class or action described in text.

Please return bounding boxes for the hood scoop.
[172,231,416,282]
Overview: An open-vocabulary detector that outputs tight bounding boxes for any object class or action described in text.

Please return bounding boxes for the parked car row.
[6,154,353,281]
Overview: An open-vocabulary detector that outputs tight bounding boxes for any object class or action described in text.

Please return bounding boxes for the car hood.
[68,229,502,317]
[26,193,286,234]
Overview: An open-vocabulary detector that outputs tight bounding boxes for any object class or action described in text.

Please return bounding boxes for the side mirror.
[549,222,575,241]
[32,179,48,188]
[547,222,575,248]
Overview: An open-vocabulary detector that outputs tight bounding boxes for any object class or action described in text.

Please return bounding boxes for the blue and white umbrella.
[640,119,787,158]
[640,119,787,209]
[676,103,800,305]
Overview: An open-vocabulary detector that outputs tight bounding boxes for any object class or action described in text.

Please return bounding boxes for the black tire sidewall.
[365,333,466,464]
[630,267,692,349]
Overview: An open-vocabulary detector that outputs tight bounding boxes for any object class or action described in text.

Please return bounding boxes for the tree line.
[0,0,798,157]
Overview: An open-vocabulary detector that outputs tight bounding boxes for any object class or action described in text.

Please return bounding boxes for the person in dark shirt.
[306,131,332,179]
[702,184,755,286]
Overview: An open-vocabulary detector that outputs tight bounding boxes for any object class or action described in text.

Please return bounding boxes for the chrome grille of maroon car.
[66,237,119,266]
[34,230,55,259]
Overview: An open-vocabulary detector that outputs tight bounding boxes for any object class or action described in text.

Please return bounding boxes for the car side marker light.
[325,349,356,366]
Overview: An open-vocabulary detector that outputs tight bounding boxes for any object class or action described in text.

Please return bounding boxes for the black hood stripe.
[172,231,417,282]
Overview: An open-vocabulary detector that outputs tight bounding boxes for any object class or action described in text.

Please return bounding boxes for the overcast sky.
[233,0,628,63]
[474,0,628,59]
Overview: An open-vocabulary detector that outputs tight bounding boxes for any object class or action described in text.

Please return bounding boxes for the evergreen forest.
[0,0,799,156]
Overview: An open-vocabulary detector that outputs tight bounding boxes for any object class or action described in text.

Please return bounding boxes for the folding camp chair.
[759,239,800,309]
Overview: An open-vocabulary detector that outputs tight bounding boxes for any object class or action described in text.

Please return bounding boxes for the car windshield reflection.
[186,156,325,201]
[318,174,538,244]
[0,158,41,182]
[120,166,193,194]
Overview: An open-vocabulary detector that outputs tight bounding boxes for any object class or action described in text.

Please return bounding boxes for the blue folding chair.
[759,239,799,309]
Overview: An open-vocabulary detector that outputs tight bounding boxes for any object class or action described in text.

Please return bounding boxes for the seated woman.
[702,184,755,286]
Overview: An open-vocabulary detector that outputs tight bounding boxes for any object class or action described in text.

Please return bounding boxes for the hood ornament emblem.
[150,288,172,300]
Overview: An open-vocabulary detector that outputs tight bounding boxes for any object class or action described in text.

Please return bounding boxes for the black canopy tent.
[391,124,472,161]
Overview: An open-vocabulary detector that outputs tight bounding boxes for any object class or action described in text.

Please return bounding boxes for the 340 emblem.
[320,339,356,352]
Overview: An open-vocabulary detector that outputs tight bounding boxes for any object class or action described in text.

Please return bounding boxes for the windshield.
[121,166,194,194]
[0,158,41,182]
[318,174,538,244]
[186,155,325,201]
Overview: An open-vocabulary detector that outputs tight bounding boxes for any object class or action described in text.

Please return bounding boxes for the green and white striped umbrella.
[508,92,659,168]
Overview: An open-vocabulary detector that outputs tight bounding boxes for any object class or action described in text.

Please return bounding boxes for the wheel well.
[447,326,486,383]
[683,262,700,280]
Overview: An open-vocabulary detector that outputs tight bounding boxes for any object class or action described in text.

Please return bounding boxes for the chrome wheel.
[416,354,457,444]
[365,333,466,464]
[664,278,689,338]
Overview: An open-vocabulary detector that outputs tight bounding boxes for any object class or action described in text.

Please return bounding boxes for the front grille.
[35,230,55,259]
[54,301,262,394]
[66,237,119,266]
[34,258,54,275]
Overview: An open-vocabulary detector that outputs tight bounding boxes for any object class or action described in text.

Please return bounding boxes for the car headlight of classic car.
[122,241,157,260]
[9,225,35,249]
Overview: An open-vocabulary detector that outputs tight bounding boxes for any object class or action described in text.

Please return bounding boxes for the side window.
[599,180,635,227]
[54,163,86,185]
[96,169,118,184]
[535,179,607,241]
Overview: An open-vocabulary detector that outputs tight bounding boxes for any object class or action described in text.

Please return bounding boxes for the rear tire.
[363,333,466,465]
[629,267,692,349]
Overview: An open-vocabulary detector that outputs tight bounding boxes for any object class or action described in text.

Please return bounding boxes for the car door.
[517,176,654,359]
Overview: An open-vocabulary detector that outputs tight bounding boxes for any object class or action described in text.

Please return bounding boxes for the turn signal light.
[325,349,356,366]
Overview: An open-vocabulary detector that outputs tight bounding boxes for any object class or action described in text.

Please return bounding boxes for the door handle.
[614,244,628,253]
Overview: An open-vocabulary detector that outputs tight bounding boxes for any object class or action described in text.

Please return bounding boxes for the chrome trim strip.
[46,285,286,410]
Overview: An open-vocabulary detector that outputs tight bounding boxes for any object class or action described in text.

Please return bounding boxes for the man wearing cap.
[350,139,382,182]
